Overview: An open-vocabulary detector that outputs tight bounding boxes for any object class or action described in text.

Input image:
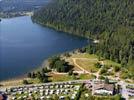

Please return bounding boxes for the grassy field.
[69,53,100,73]
[27,78,41,84]
[49,74,74,82]
[75,59,99,72]
[103,60,121,67]
[79,74,95,80]
[69,53,121,73]
[71,53,98,59]
[48,73,94,82]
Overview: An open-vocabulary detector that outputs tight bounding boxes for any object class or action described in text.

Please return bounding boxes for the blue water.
[0,16,89,81]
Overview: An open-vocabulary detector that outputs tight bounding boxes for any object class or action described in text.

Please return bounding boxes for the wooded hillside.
[32,0,134,68]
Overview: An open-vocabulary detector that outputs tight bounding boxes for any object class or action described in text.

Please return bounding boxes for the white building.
[92,83,114,95]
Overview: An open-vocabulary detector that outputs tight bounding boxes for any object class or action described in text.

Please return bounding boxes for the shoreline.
[0,11,33,19]
[0,16,91,88]
[0,50,77,88]
[0,16,90,83]
[0,58,50,83]
[32,18,93,40]
[0,74,27,83]
[1,51,134,89]
[0,51,70,86]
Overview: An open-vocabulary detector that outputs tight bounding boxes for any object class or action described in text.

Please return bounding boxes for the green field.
[75,59,99,73]
[71,53,98,59]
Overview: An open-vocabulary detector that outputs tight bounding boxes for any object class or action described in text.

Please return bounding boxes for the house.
[46,96,50,99]
[59,96,65,100]
[92,83,114,95]
[74,85,80,90]
[18,96,22,99]
[12,97,16,100]
[50,90,54,95]
[71,94,76,100]
[40,96,45,100]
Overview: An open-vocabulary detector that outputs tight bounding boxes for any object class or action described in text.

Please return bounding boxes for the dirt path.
[95,61,104,79]
[72,58,104,79]
[72,58,93,74]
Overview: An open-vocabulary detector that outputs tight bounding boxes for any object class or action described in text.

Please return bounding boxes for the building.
[92,83,114,95]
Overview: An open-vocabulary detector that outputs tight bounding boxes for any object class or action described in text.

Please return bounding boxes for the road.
[119,81,129,100]
[118,81,134,100]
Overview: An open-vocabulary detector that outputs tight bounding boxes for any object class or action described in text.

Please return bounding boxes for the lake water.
[0,16,89,81]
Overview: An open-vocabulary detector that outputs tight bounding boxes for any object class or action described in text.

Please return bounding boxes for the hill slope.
[32,0,134,67]
[0,0,50,12]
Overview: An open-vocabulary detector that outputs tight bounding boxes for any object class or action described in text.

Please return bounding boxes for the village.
[5,81,81,100]
[0,79,134,100]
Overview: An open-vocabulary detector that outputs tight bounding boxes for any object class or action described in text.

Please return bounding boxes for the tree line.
[32,0,134,71]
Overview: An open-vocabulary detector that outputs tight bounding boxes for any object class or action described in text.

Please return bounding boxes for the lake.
[0,16,89,81]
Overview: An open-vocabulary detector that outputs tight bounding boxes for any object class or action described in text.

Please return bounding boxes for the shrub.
[23,80,29,85]
[114,66,121,72]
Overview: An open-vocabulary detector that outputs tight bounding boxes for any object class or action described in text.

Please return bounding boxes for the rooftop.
[93,83,114,91]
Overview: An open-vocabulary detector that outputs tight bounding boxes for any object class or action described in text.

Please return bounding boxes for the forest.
[32,0,134,70]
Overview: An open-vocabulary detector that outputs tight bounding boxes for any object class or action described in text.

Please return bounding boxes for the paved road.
[118,81,134,100]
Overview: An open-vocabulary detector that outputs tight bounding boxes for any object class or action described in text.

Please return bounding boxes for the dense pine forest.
[32,0,134,70]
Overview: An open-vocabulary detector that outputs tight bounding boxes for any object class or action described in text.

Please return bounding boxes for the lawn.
[79,74,95,80]
[75,59,99,73]
[103,60,121,67]
[71,53,98,59]
[49,73,95,82]
[27,78,41,84]
[49,74,74,82]
[70,53,121,73]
